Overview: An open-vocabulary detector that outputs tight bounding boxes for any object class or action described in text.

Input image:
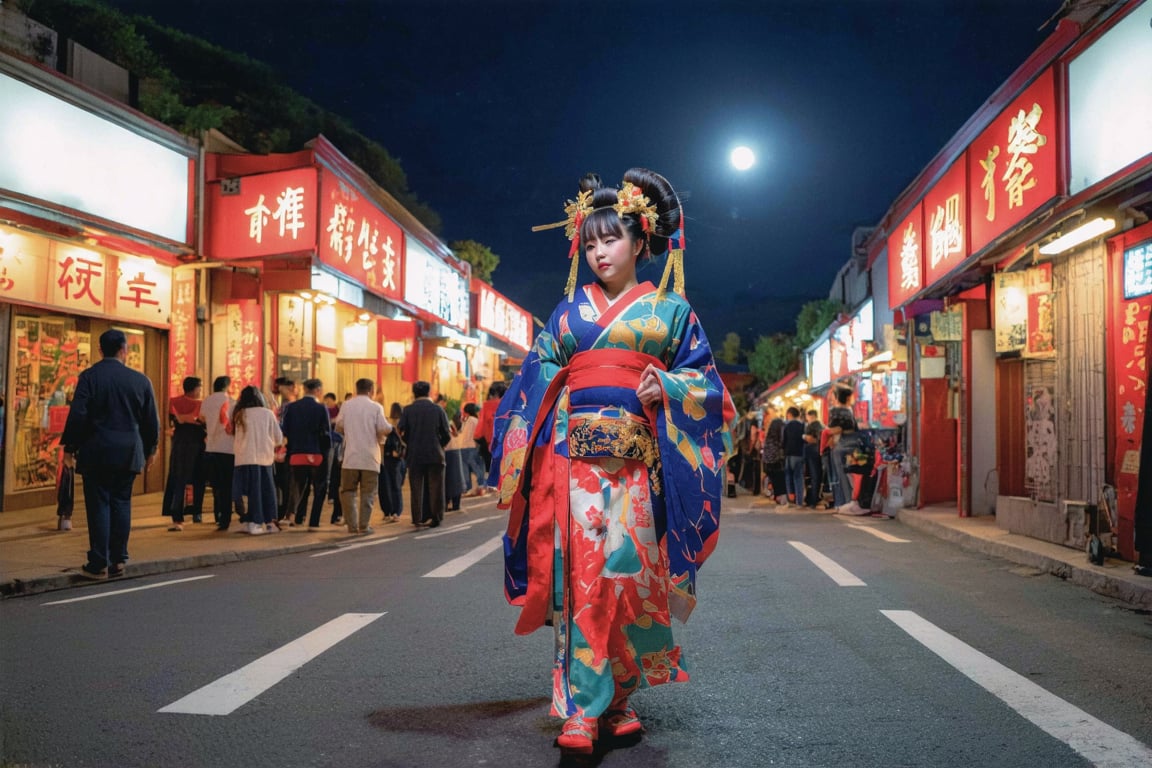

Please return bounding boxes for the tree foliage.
[14,0,441,233]
[795,299,845,350]
[747,333,797,385]
[717,332,743,365]
[450,240,501,284]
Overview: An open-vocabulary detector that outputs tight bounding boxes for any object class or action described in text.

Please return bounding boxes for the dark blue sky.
[107,0,1059,342]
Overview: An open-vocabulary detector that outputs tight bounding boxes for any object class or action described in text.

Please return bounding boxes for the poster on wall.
[930,308,963,341]
[994,271,1028,353]
[224,301,262,398]
[169,269,196,397]
[1025,263,1055,358]
[1026,384,1057,501]
[7,316,90,493]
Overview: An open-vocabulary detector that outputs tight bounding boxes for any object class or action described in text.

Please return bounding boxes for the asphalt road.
[2,501,1151,768]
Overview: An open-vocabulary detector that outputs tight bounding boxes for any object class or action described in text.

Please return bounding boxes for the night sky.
[104,0,1059,342]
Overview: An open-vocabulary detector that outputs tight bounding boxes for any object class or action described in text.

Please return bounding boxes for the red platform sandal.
[556,715,598,753]
[602,703,643,737]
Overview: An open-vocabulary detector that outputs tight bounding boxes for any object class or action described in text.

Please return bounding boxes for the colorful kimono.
[489,280,736,719]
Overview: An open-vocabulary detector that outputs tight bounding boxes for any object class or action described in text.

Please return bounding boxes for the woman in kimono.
[489,168,736,753]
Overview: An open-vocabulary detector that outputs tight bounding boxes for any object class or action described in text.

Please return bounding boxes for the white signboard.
[403,238,468,330]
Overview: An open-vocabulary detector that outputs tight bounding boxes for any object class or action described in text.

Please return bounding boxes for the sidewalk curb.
[898,511,1152,610]
[1,540,340,598]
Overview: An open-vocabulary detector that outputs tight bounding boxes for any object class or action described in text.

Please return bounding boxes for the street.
[2,500,1151,768]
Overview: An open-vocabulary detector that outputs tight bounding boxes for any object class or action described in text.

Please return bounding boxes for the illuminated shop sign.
[967,68,1058,255]
[475,281,531,352]
[404,238,468,331]
[1068,2,1152,195]
[809,338,831,389]
[207,167,317,259]
[318,169,405,302]
[1124,241,1152,300]
[923,160,967,289]
[887,203,923,310]
[0,72,191,243]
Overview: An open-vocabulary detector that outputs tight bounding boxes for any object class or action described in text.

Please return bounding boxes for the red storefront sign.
[378,318,419,382]
[206,168,318,259]
[1107,225,1152,561]
[967,67,1058,255]
[224,300,262,398]
[887,202,923,310]
[317,169,405,302]
[473,280,532,352]
[169,269,197,397]
[923,159,968,288]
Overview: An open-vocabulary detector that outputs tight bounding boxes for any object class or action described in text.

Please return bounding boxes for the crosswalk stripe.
[158,612,386,716]
[423,535,503,578]
[839,521,911,543]
[788,541,867,586]
[882,609,1152,767]
[41,575,215,605]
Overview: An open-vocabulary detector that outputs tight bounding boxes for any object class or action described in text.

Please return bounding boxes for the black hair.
[182,377,202,395]
[355,378,374,395]
[786,406,801,418]
[578,168,681,262]
[487,381,507,399]
[213,376,230,392]
[303,378,323,392]
[390,402,403,419]
[835,385,854,405]
[99,329,127,358]
[323,392,337,402]
[232,385,267,433]
[413,381,431,398]
[463,402,479,417]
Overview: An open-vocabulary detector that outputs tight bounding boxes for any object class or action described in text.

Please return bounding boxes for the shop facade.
[0,55,197,511]
[204,137,467,407]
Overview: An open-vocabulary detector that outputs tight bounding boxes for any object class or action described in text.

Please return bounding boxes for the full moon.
[730,146,756,171]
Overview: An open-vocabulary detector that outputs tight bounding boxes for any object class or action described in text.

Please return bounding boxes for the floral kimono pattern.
[489,280,735,719]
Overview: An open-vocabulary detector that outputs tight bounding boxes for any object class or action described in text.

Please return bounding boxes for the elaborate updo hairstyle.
[578,168,682,262]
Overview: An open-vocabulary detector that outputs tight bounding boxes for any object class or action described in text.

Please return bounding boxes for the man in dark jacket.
[281,378,333,529]
[398,381,451,528]
[61,329,160,580]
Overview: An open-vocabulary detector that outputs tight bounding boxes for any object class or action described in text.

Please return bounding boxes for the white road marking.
[788,541,867,586]
[839,520,911,543]
[415,524,473,539]
[158,612,386,716]
[423,535,504,578]
[883,610,1152,768]
[41,575,215,605]
[310,536,398,558]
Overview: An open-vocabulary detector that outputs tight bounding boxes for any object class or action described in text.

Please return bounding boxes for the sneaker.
[58,517,73,531]
[346,526,360,534]
[556,715,598,753]
[108,564,125,578]
[361,527,374,535]
[265,523,280,533]
[248,522,266,535]
[167,524,184,532]
[76,564,106,580]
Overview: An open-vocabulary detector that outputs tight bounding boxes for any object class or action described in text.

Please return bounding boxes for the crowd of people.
[729,384,885,518]
[153,373,504,536]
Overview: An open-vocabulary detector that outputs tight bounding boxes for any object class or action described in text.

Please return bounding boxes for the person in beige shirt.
[333,378,392,534]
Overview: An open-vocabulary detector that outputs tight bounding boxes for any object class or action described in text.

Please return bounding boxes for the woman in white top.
[444,411,468,511]
[227,386,283,535]
[459,402,487,497]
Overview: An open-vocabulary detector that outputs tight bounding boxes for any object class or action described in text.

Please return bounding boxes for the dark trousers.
[205,452,245,527]
[274,461,290,519]
[408,462,445,525]
[82,468,136,571]
[289,460,330,527]
[327,453,343,522]
[804,446,823,507]
[379,457,404,518]
[163,444,205,523]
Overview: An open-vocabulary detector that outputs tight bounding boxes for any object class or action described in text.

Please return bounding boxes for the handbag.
[289,452,323,466]
[56,464,75,517]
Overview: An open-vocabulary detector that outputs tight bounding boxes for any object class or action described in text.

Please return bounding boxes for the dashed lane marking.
[414,514,503,540]
[882,610,1152,768]
[839,520,911,543]
[158,612,386,716]
[788,541,867,586]
[41,575,215,606]
[309,536,399,558]
[423,535,504,578]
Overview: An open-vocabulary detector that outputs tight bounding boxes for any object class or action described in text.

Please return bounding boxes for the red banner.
[473,280,532,352]
[169,269,197,397]
[922,159,968,289]
[224,300,262,399]
[378,318,419,382]
[967,68,1058,255]
[887,202,923,310]
[317,169,406,302]
[206,168,318,260]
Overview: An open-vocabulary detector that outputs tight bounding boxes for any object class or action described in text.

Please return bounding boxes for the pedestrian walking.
[474,380,506,474]
[445,411,468,511]
[803,409,827,508]
[489,168,736,753]
[782,406,806,507]
[828,384,869,515]
[229,386,282,535]
[281,378,333,529]
[324,392,344,525]
[202,376,245,530]
[459,403,488,496]
[61,329,161,579]
[162,376,207,531]
[761,405,787,504]
[334,378,392,534]
[398,380,451,528]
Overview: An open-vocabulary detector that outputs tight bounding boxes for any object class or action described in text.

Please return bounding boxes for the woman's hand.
[636,365,664,407]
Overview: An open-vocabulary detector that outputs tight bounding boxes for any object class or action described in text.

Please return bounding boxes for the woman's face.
[584,230,641,296]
